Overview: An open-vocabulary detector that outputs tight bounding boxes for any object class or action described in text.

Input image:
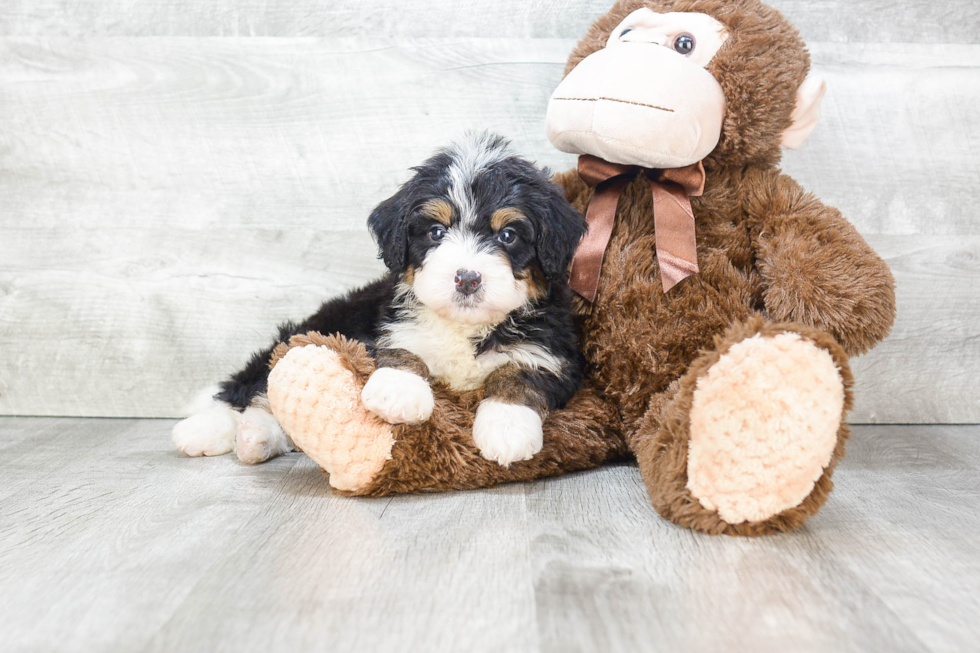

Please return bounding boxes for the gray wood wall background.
[0,1,977,422]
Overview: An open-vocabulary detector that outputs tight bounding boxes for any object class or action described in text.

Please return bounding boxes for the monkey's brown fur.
[272,0,895,535]
[272,332,630,495]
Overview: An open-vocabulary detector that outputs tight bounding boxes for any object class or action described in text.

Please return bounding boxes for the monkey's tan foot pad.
[686,333,845,524]
[268,344,393,492]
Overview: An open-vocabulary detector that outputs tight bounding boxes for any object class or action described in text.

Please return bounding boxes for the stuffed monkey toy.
[266,0,895,536]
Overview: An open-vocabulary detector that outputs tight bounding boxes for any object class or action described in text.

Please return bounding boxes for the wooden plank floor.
[1,420,977,653]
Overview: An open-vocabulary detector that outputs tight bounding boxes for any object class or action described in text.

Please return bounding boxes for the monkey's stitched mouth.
[552,96,674,113]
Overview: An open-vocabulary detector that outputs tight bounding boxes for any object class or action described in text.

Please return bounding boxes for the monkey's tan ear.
[781,74,827,149]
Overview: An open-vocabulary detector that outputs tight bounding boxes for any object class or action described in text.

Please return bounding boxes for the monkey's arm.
[746,170,896,357]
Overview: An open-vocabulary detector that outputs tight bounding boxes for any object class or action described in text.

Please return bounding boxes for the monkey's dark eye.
[673,33,696,56]
[620,27,634,38]
[497,227,518,245]
[428,225,446,242]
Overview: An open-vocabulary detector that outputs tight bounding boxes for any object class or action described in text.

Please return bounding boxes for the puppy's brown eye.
[497,227,518,245]
[429,225,446,242]
[673,33,695,56]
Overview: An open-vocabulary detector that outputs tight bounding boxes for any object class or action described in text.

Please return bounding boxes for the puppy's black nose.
[454,269,482,296]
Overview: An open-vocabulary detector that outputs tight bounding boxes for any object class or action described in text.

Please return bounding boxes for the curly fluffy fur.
[177,133,590,467]
[264,0,895,536]
[269,332,629,495]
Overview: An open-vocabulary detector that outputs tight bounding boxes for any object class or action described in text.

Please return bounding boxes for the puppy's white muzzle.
[413,231,527,326]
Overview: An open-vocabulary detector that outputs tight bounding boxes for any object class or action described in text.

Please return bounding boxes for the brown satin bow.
[569,154,706,302]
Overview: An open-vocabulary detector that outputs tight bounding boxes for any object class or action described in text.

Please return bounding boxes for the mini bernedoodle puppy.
[173,133,588,467]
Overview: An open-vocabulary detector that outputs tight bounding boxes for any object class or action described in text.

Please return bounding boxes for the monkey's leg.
[267,332,629,495]
[631,317,853,536]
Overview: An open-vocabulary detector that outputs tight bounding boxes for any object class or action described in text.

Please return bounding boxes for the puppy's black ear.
[367,188,411,273]
[536,184,587,282]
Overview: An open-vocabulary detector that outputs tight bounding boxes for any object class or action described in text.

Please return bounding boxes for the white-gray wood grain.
[850,235,980,424]
[0,418,977,652]
[0,1,976,44]
[0,35,977,420]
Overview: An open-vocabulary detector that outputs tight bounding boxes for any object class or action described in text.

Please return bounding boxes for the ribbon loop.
[569,154,704,301]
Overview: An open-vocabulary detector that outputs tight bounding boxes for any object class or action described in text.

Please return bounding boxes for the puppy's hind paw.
[236,407,294,464]
[472,400,543,467]
[172,405,239,457]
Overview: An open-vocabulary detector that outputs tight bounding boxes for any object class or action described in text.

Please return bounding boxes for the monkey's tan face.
[546,9,729,169]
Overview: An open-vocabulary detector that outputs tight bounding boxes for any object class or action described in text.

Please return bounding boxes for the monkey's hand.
[746,170,895,356]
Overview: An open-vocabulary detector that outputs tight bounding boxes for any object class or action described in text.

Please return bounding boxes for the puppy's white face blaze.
[446,134,509,227]
[412,229,529,326]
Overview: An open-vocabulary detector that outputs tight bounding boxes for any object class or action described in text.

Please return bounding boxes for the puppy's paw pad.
[236,408,291,465]
[472,400,543,467]
[172,406,238,457]
[361,368,434,424]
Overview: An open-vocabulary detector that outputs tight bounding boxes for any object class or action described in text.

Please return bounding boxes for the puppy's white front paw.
[172,405,239,457]
[472,400,543,467]
[360,367,434,424]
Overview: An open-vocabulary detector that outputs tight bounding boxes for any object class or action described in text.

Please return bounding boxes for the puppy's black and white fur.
[173,133,587,466]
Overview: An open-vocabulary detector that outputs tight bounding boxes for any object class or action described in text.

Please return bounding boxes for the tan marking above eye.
[420,199,453,226]
[491,208,527,232]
